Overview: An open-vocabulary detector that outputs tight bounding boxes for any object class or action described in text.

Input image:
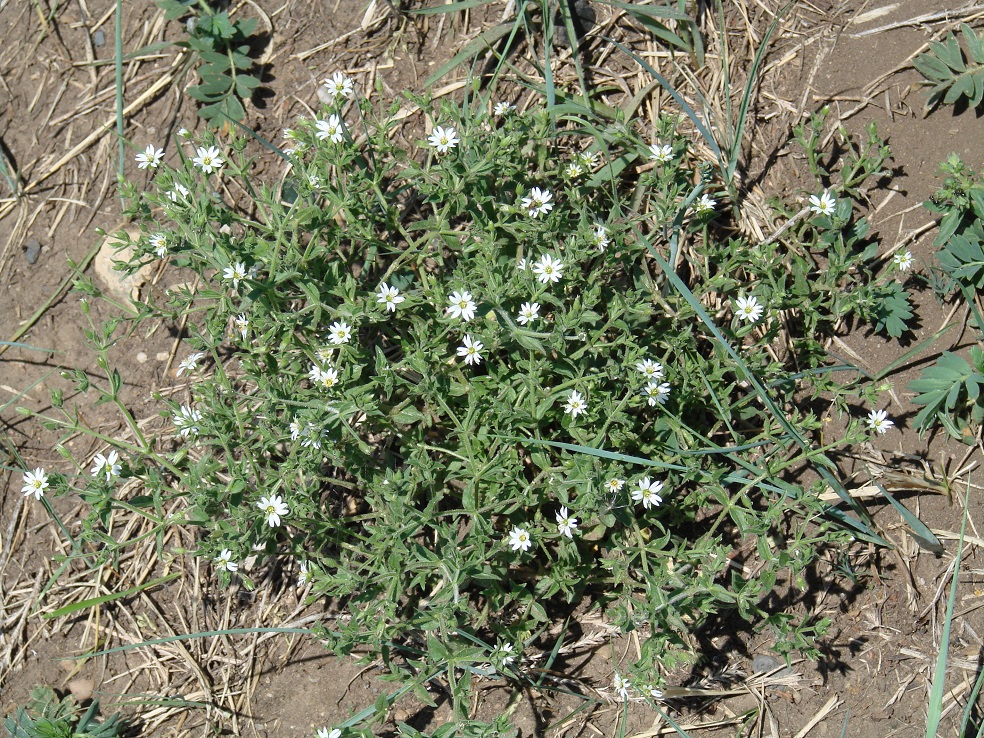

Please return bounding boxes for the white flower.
[648,143,673,163]
[328,320,353,345]
[516,302,540,325]
[428,125,459,154]
[591,225,610,251]
[167,183,189,202]
[556,506,578,538]
[297,561,312,587]
[174,404,202,437]
[493,101,515,116]
[734,295,764,324]
[563,390,587,419]
[315,114,345,143]
[21,468,49,500]
[508,526,533,552]
[376,283,405,312]
[257,494,289,527]
[809,189,836,216]
[866,408,895,435]
[323,71,354,101]
[893,251,914,272]
[613,673,631,700]
[234,313,249,340]
[192,145,224,174]
[521,187,554,218]
[565,161,584,179]
[223,261,248,289]
[90,450,122,481]
[636,358,664,381]
[309,364,340,390]
[308,174,322,188]
[135,144,164,170]
[632,477,664,509]
[177,128,190,138]
[300,423,325,449]
[493,642,516,665]
[316,728,341,738]
[517,258,527,271]
[532,253,564,284]
[215,549,238,573]
[176,352,205,377]
[290,416,303,440]
[315,346,334,364]
[149,233,167,258]
[605,478,624,494]
[578,151,599,168]
[446,290,477,322]
[457,334,484,365]
[642,381,671,407]
[693,193,716,215]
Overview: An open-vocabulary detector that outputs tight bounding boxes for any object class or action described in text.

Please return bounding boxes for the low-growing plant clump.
[23,77,915,732]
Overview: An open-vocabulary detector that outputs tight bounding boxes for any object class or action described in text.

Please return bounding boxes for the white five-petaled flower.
[135,144,164,170]
[508,526,533,552]
[215,549,238,572]
[446,290,477,322]
[563,390,587,419]
[642,381,671,407]
[556,506,578,538]
[289,417,303,441]
[809,189,836,216]
[309,364,340,390]
[532,253,564,284]
[21,468,49,500]
[693,193,716,215]
[605,478,624,494]
[234,313,249,340]
[866,408,895,435]
[893,251,914,272]
[175,404,202,437]
[521,187,554,218]
[91,450,122,481]
[297,560,312,587]
[457,334,484,366]
[493,642,516,665]
[323,71,355,101]
[578,151,599,168]
[376,283,405,312]
[315,114,345,143]
[734,295,764,324]
[516,301,540,326]
[632,477,664,509]
[328,320,353,345]
[177,352,205,377]
[428,125,459,154]
[493,101,515,116]
[636,358,664,381]
[167,183,189,202]
[648,143,673,164]
[223,261,248,289]
[149,233,167,258]
[177,128,190,138]
[317,728,341,738]
[257,494,289,527]
[300,422,325,449]
[308,174,322,189]
[591,225,610,251]
[565,161,584,179]
[613,673,631,700]
[192,145,224,174]
[517,258,527,271]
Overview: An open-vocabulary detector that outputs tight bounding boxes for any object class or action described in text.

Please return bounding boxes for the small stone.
[155,351,169,361]
[68,678,94,701]
[92,30,105,47]
[136,352,148,363]
[94,228,153,301]
[24,239,41,264]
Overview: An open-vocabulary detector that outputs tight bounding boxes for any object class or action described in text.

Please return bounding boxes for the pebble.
[156,351,169,361]
[136,352,148,363]
[92,30,105,47]
[24,238,41,264]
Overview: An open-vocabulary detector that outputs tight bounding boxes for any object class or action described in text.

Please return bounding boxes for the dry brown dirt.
[2,0,984,736]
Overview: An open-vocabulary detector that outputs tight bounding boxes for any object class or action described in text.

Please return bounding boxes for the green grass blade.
[114,0,124,185]
[411,0,493,14]
[925,485,971,736]
[43,572,181,619]
[878,486,944,554]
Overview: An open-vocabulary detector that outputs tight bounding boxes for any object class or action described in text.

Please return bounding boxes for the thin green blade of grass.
[925,485,971,737]
[0,340,58,352]
[958,656,984,737]
[878,485,944,554]
[410,0,494,14]
[43,572,181,619]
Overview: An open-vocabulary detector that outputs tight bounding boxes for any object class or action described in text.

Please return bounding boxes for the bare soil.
[2,0,984,736]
